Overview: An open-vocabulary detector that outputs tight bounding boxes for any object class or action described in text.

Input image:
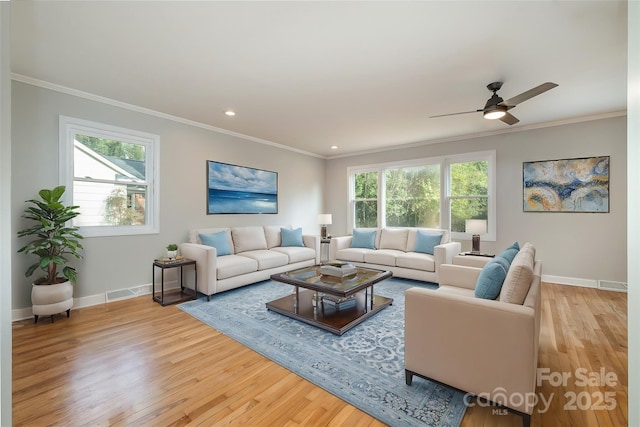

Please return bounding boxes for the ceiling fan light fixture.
[483,105,507,120]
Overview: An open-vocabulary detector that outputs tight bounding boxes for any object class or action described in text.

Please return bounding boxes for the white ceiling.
[10,1,628,158]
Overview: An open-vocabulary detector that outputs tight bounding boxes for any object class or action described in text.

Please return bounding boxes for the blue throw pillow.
[199,231,232,256]
[351,229,376,249]
[497,241,520,264]
[475,257,509,299]
[281,227,304,247]
[414,230,442,255]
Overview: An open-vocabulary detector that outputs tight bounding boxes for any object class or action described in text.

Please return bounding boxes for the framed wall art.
[207,160,278,214]
[523,156,609,213]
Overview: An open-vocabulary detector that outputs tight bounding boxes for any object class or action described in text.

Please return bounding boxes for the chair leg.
[66,309,71,318]
[522,413,531,427]
[405,370,413,386]
[34,315,38,323]
[50,315,54,323]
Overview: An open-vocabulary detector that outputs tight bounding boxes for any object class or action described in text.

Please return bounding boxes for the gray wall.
[1,3,12,425]
[11,81,325,310]
[325,116,627,285]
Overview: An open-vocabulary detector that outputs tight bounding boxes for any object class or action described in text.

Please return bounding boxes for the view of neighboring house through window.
[59,116,159,237]
[348,151,495,242]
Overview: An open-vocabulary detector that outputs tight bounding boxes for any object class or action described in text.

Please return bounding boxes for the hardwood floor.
[12,282,627,426]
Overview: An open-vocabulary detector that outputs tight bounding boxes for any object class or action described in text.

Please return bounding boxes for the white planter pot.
[167,250,178,259]
[31,280,74,323]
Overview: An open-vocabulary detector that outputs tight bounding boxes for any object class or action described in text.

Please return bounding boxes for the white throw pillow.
[379,228,409,251]
[231,226,268,253]
[499,243,536,304]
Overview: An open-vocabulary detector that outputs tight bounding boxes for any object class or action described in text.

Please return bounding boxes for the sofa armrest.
[302,234,321,264]
[179,243,218,297]
[438,264,482,290]
[330,236,353,261]
[433,241,461,283]
[453,254,492,268]
[405,287,537,414]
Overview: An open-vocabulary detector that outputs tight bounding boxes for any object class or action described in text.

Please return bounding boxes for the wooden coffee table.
[268,265,393,335]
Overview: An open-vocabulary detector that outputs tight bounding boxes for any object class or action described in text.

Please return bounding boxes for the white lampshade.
[317,214,332,225]
[465,219,487,235]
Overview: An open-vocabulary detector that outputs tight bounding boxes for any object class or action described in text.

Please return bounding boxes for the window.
[59,116,159,237]
[348,151,495,241]
[352,170,379,228]
[385,164,440,228]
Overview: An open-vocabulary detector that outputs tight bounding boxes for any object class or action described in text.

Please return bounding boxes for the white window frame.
[347,150,496,243]
[59,116,160,237]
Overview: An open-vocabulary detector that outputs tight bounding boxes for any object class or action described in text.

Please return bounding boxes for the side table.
[320,238,331,263]
[459,251,495,258]
[152,258,197,306]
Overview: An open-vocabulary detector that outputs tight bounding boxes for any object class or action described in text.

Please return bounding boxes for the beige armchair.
[404,243,542,427]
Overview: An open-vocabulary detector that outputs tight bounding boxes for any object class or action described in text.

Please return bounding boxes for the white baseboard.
[542,274,598,288]
[12,281,180,322]
[542,275,628,293]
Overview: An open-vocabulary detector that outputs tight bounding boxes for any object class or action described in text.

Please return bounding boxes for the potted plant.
[17,186,83,323]
[166,243,178,259]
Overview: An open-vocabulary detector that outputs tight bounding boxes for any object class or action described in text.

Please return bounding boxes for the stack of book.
[320,261,357,277]
[321,294,357,310]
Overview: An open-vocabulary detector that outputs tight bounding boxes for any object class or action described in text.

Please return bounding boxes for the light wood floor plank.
[13,282,627,426]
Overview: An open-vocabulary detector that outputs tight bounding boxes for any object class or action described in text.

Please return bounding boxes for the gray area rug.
[179,278,467,427]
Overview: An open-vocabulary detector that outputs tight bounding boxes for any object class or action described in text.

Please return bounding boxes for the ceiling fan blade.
[430,109,482,118]
[499,112,519,125]
[502,82,558,107]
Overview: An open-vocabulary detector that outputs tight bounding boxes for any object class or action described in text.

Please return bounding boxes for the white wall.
[325,116,627,286]
[11,81,325,311]
[0,3,12,425]
[627,0,639,425]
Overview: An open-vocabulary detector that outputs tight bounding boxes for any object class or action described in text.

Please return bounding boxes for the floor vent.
[106,284,152,302]
[597,280,628,293]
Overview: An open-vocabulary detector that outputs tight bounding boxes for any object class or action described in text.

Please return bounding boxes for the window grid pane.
[385,165,440,228]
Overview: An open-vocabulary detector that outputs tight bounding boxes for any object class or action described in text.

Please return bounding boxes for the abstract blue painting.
[207,161,278,214]
[523,156,609,212]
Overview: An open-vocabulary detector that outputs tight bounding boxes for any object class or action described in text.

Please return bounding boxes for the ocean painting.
[207,161,278,214]
[523,156,609,213]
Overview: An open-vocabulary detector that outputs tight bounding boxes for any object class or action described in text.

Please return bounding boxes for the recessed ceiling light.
[330,145,338,150]
[224,110,236,117]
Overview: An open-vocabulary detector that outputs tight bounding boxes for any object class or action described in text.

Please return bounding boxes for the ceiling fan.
[430,81,558,125]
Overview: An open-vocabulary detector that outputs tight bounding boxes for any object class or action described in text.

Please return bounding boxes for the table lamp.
[465,219,487,253]
[317,214,332,239]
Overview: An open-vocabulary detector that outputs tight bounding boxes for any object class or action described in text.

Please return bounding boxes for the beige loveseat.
[330,227,461,284]
[179,226,319,298]
[404,242,541,427]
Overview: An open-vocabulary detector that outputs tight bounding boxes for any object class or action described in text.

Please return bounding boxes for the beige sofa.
[179,226,319,298]
[330,227,461,283]
[404,242,541,427]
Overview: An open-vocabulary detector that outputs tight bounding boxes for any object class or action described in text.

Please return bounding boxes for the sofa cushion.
[199,231,232,256]
[336,247,373,263]
[414,230,443,255]
[379,228,408,251]
[474,257,509,299]
[281,227,304,247]
[271,246,316,263]
[396,252,436,272]
[264,225,290,249]
[237,250,289,270]
[216,255,258,280]
[231,226,268,253]
[364,249,403,266]
[351,229,377,249]
[406,228,447,251]
[499,242,536,304]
